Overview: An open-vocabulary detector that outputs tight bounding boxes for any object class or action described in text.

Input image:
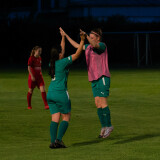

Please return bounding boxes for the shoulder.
[99,42,106,48]
[56,56,72,67]
[28,56,34,61]
[98,42,106,52]
[28,56,34,65]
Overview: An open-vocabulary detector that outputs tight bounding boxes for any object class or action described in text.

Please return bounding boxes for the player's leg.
[95,97,106,130]
[56,91,71,148]
[95,96,107,137]
[39,84,49,109]
[92,81,106,137]
[47,92,61,149]
[56,112,70,148]
[27,88,33,109]
[49,112,61,149]
[99,76,113,138]
[100,97,112,127]
[50,113,60,141]
[27,77,35,109]
[96,76,113,138]
[100,97,113,138]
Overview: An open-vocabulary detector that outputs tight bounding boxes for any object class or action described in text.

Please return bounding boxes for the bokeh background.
[1,0,160,69]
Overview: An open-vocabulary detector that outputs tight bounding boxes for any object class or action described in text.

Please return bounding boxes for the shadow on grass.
[114,133,160,144]
[71,138,104,147]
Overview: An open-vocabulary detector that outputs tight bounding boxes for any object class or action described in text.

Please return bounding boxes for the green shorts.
[47,90,71,114]
[91,76,110,97]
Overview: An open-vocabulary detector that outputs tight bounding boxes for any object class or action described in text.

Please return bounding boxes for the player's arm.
[60,27,85,50]
[28,66,35,81]
[71,33,86,61]
[59,28,65,58]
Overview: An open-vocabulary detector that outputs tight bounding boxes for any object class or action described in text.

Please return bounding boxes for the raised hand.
[80,33,86,41]
[59,27,66,36]
[80,29,87,37]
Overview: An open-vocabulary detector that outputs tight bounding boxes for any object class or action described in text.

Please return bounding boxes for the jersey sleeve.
[85,44,90,50]
[59,56,73,69]
[64,56,72,67]
[93,42,106,54]
[28,56,33,67]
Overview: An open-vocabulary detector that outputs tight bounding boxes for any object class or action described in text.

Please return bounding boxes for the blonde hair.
[30,46,41,56]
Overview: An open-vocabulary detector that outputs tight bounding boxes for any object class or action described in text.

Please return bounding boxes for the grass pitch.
[0,68,160,160]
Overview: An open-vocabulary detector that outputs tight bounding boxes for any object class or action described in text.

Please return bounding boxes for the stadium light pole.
[145,33,149,66]
[136,33,140,67]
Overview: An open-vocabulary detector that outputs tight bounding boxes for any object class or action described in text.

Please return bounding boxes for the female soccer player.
[47,28,86,148]
[60,27,113,138]
[27,46,49,110]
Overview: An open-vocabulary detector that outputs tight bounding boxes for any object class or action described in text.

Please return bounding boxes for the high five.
[60,27,113,138]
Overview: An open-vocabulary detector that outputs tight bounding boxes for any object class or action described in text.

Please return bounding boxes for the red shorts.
[28,74,45,89]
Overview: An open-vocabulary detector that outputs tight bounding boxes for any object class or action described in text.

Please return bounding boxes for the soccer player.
[60,27,113,138]
[47,28,86,149]
[27,46,49,110]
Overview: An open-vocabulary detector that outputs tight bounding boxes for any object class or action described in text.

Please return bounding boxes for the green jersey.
[85,42,106,54]
[48,56,72,91]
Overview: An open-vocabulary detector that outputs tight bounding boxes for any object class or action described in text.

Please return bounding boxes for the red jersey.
[28,56,42,77]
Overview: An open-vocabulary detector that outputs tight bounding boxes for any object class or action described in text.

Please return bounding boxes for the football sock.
[50,121,58,143]
[41,92,48,106]
[27,92,32,107]
[97,108,106,127]
[57,121,69,141]
[102,106,112,127]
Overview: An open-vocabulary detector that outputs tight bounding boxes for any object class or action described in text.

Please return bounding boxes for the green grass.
[0,68,160,160]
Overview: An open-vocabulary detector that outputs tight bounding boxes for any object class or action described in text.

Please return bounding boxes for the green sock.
[102,106,112,127]
[57,121,69,141]
[50,121,58,143]
[97,108,106,127]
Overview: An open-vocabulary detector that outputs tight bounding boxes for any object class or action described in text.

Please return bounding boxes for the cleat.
[49,143,57,149]
[45,105,49,110]
[98,127,106,138]
[28,106,32,109]
[55,139,67,148]
[103,126,114,138]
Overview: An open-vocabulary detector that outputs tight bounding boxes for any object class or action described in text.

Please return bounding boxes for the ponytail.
[49,48,59,78]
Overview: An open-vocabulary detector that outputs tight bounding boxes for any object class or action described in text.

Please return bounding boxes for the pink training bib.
[85,44,110,82]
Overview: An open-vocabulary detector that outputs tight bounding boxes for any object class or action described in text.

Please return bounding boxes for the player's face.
[89,33,99,42]
[38,48,42,55]
[34,48,41,57]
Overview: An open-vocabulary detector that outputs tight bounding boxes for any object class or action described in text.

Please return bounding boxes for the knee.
[28,88,33,93]
[95,99,102,108]
[95,102,102,108]
[62,114,71,122]
[51,113,60,123]
[40,86,45,92]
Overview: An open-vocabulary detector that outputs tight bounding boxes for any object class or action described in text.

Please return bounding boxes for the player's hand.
[80,29,87,37]
[31,76,35,81]
[80,33,86,41]
[59,27,66,36]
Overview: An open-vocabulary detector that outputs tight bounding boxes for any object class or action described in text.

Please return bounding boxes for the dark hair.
[49,48,59,78]
[30,46,41,56]
[91,28,102,40]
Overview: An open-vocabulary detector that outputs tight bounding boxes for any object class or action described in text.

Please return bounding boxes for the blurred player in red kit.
[27,46,49,110]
